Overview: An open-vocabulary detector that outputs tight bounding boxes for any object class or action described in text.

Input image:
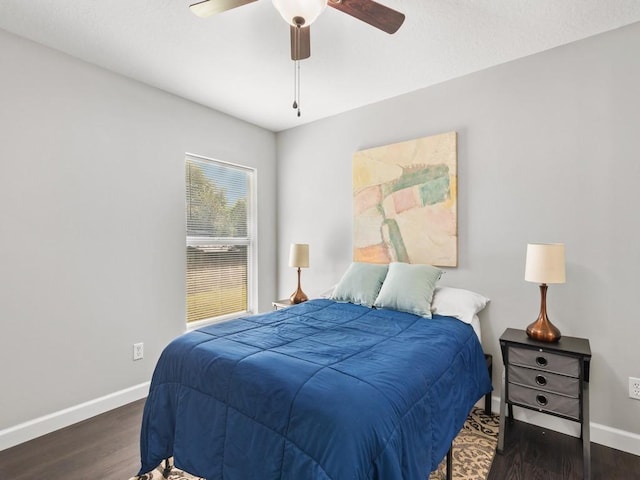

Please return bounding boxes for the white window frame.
[185,152,257,330]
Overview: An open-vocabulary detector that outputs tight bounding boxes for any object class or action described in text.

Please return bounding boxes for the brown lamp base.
[526,283,561,343]
[290,267,308,304]
[526,316,561,342]
[290,288,308,305]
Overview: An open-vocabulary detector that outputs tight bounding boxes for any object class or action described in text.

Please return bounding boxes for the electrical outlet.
[133,342,144,361]
[629,377,640,400]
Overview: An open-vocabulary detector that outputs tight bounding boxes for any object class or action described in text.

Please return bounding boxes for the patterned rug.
[131,407,499,480]
[429,407,499,480]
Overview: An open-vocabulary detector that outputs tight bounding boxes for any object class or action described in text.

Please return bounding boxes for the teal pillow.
[330,262,389,307]
[373,262,442,318]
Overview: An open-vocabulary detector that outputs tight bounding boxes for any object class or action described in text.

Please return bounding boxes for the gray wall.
[276,22,640,442]
[0,29,277,432]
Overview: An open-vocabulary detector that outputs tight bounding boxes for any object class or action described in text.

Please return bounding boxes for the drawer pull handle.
[535,356,548,367]
[535,375,547,386]
[536,394,548,407]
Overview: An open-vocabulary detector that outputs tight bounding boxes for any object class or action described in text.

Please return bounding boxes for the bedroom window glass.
[185,154,255,324]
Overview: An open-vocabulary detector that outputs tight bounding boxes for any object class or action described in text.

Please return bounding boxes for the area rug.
[130,407,499,480]
[429,407,499,480]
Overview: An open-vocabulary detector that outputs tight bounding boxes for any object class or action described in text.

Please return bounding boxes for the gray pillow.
[330,262,389,307]
[374,262,442,318]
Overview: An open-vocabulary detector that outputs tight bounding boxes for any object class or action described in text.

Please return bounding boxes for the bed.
[137,297,492,479]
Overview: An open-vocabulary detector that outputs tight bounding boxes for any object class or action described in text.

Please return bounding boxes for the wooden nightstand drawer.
[508,383,580,420]
[508,365,579,397]
[508,346,580,377]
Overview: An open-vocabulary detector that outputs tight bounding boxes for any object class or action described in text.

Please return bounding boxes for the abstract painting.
[353,131,457,267]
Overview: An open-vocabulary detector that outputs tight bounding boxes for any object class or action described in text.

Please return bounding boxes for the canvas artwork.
[353,131,457,267]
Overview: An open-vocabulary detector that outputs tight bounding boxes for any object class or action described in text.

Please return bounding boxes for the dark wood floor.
[488,418,640,480]
[0,399,638,479]
[0,399,146,480]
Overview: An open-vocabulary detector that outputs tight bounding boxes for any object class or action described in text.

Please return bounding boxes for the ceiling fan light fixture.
[272,0,327,27]
[189,0,404,119]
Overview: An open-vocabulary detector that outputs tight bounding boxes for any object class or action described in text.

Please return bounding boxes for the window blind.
[185,155,254,323]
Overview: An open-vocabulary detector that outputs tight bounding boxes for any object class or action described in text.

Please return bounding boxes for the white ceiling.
[1,1,639,132]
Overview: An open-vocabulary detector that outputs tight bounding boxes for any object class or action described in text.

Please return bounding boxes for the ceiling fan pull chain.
[292,60,298,110]
[292,59,301,117]
[296,60,301,117]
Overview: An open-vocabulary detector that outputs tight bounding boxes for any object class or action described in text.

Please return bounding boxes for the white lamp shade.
[289,243,309,268]
[525,243,566,284]
[272,0,327,26]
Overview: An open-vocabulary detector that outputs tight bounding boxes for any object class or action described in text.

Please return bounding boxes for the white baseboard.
[591,422,640,457]
[487,396,640,456]
[0,382,150,452]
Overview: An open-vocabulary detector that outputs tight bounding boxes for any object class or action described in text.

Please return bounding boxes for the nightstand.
[497,328,592,479]
[272,299,293,310]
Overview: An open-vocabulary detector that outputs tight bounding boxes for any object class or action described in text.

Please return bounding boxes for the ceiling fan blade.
[290,25,311,61]
[189,0,258,18]
[328,0,405,34]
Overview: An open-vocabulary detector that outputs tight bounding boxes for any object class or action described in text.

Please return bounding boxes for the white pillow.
[319,285,337,298]
[430,286,490,324]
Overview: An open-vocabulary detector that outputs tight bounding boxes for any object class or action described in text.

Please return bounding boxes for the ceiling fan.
[189,0,405,61]
[189,0,405,116]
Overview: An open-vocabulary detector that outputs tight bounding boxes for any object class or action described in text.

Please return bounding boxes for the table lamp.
[289,243,309,304]
[525,243,565,342]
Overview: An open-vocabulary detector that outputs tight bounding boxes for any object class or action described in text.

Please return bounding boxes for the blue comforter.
[139,299,491,479]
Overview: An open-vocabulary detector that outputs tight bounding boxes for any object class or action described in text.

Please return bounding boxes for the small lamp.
[525,243,566,342]
[289,243,309,304]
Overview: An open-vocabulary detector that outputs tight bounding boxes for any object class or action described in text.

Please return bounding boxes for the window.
[185,154,255,325]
